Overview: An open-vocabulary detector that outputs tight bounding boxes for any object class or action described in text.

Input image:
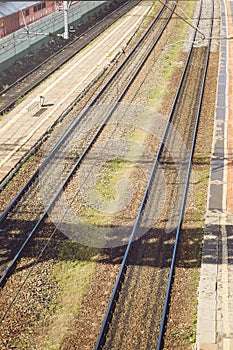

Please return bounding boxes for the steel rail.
[94,0,213,347]
[0,0,140,115]
[0,1,174,288]
[93,3,194,350]
[156,0,214,348]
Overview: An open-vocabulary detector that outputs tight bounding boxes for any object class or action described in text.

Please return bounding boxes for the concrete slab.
[197,343,217,350]
[219,75,227,84]
[198,306,216,321]
[217,94,226,107]
[196,0,233,347]
[218,84,226,94]
[223,338,233,350]
[197,344,217,350]
[209,184,223,210]
[196,329,216,343]
[216,107,225,120]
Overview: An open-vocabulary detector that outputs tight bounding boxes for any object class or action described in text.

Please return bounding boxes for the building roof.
[0,2,39,18]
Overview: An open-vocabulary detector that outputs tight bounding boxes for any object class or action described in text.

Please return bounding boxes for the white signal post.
[63,1,69,39]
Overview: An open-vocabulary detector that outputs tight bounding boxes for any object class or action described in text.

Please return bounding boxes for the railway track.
[0,0,175,332]
[0,0,215,346]
[0,0,155,192]
[0,0,141,115]
[94,0,214,349]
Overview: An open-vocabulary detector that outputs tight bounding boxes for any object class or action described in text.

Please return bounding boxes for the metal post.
[63,1,69,39]
[39,95,45,107]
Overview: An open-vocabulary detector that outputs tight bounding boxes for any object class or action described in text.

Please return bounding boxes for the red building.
[0,1,58,38]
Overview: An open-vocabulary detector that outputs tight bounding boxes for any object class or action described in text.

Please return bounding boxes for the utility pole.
[63,1,69,39]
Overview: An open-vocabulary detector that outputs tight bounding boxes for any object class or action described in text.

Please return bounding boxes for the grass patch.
[31,240,100,350]
[0,113,6,121]
[186,270,200,344]
[17,154,36,173]
[95,159,132,202]
[192,157,210,223]
[15,96,26,105]
[78,158,135,229]
[147,44,182,110]
[147,1,195,111]
[78,124,151,227]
